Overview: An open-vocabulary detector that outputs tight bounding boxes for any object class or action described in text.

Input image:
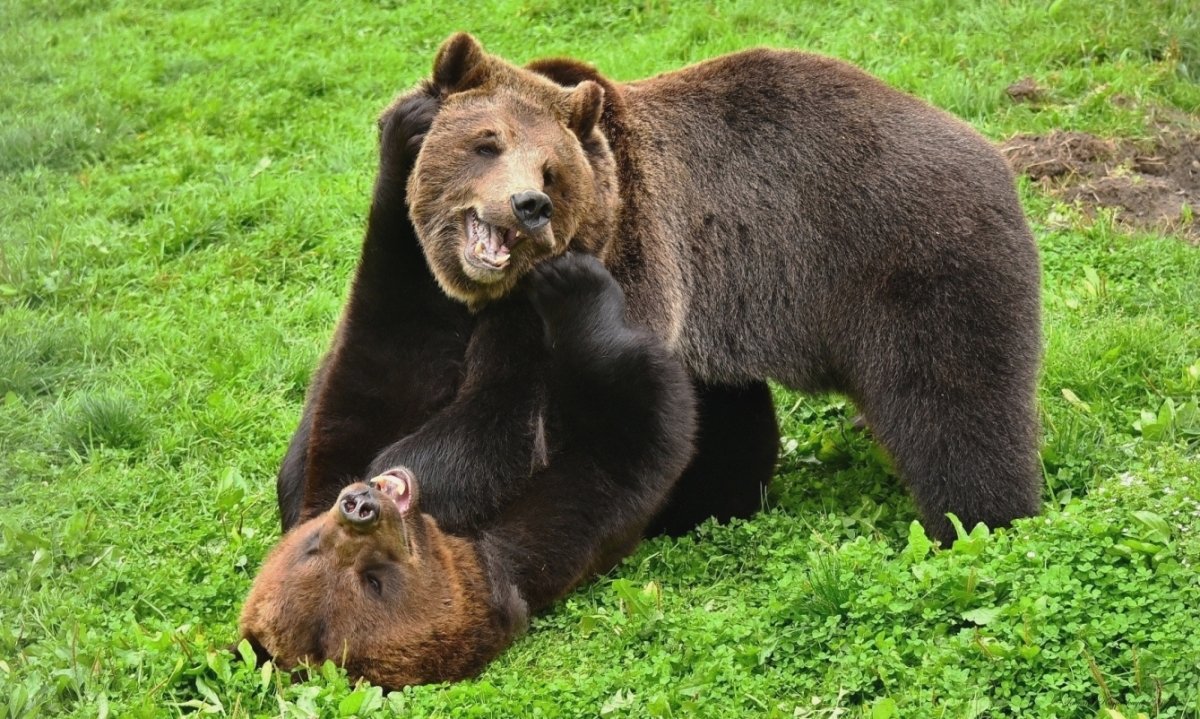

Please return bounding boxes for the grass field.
[2,0,1200,717]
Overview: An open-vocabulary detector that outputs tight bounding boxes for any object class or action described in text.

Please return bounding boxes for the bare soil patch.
[1001,128,1200,242]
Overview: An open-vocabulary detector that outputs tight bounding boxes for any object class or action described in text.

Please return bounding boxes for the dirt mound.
[1001,129,1200,242]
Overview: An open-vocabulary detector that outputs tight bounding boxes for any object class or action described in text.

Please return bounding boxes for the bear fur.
[275,87,736,537]
[405,34,1043,543]
[252,33,1042,687]
[251,87,700,686]
[276,84,772,537]
[244,252,698,688]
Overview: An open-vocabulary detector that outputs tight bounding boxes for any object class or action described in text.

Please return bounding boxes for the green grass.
[2,0,1199,717]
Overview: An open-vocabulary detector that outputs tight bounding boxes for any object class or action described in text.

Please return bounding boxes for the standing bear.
[401,33,1043,544]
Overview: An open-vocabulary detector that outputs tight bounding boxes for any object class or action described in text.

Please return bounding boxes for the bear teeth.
[369,471,414,515]
[466,210,511,267]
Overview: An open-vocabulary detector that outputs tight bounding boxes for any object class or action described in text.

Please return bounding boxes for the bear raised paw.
[406,33,1043,543]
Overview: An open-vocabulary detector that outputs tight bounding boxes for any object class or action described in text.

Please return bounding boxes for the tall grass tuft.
[58,389,149,453]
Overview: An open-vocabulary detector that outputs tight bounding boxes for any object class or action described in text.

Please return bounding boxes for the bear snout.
[510,190,552,233]
[337,485,380,529]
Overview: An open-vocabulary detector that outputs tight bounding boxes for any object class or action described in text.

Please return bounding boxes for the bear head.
[407,33,619,307]
[238,468,521,688]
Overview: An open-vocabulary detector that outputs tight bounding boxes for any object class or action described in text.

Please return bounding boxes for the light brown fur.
[407,35,618,308]
[240,481,523,687]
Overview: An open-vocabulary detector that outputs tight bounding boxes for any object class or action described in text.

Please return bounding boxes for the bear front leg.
[286,84,474,528]
[525,252,696,469]
[479,253,698,610]
[363,298,555,535]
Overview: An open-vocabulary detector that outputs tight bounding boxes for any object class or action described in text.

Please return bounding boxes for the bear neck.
[470,530,532,638]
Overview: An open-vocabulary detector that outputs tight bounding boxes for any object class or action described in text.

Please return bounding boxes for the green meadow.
[2,0,1198,716]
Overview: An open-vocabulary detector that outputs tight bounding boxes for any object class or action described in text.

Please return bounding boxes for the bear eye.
[304,532,320,556]
[542,167,554,188]
[474,142,500,158]
[363,572,383,596]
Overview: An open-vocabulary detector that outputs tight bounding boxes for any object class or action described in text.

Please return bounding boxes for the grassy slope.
[2,0,1199,717]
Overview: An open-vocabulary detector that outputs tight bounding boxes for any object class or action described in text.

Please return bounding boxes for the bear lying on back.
[406,34,1043,543]
[243,254,697,687]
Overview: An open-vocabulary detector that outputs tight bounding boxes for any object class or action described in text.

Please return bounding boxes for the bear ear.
[564,80,605,139]
[432,32,489,95]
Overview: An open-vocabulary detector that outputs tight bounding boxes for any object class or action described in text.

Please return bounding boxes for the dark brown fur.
[278,55,755,538]
[407,34,1042,543]
[279,91,474,528]
[252,249,698,687]
[253,34,1043,688]
[258,84,702,686]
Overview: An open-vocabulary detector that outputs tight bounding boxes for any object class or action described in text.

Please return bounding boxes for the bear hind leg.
[856,367,1041,546]
[645,381,780,537]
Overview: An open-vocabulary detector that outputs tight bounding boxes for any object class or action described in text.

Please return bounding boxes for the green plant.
[2,0,1199,716]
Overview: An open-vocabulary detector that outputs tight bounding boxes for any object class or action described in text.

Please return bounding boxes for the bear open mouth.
[464,209,522,271]
[369,468,414,515]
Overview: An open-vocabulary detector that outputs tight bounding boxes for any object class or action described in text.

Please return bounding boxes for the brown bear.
[251,33,1042,687]
[244,252,699,688]
[403,33,1043,544]
[275,79,769,538]
[248,72,711,687]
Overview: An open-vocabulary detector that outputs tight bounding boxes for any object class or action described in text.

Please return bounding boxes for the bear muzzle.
[464,207,522,272]
[510,190,552,233]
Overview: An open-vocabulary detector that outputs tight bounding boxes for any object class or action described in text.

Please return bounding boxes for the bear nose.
[511,190,552,233]
[338,485,380,529]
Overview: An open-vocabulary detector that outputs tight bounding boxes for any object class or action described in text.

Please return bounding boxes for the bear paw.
[381,90,441,173]
[526,252,628,348]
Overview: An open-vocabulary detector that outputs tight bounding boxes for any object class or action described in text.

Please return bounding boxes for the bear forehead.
[442,86,567,127]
